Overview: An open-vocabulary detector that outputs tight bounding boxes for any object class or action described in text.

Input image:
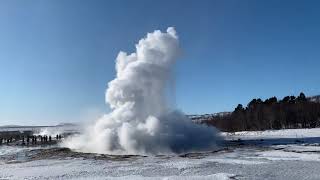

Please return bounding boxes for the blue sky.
[0,0,319,125]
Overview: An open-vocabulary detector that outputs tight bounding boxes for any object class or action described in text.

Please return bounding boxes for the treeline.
[203,93,320,132]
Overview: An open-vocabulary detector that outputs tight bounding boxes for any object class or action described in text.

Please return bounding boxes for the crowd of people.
[0,134,63,145]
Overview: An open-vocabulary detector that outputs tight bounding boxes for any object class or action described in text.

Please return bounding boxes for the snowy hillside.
[308,95,320,103]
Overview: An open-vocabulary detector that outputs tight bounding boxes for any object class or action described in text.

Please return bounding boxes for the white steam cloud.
[63,27,220,155]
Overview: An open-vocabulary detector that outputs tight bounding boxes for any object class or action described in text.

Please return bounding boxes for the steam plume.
[63,27,220,155]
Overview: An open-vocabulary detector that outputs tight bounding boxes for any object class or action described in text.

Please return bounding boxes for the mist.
[63,27,220,155]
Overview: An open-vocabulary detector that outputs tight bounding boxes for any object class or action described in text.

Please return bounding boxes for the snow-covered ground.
[1,128,320,179]
[223,128,320,140]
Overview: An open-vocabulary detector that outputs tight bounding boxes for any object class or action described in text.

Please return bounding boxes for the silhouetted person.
[7,139,9,144]
[22,136,25,145]
[58,135,62,140]
[49,136,52,142]
[56,134,59,140]
[27,136,30,144]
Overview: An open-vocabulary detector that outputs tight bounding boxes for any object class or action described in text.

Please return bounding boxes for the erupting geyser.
[63,27,220,155]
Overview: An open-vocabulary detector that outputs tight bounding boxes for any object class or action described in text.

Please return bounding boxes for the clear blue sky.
[1,0,319,125]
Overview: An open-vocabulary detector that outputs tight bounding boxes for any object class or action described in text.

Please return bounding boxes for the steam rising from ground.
[63,27,220,155]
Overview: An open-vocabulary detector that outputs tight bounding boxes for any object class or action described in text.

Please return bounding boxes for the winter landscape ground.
[1,126,320,180]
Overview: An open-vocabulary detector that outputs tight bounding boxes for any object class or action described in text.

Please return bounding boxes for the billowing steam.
[63,27,220,155]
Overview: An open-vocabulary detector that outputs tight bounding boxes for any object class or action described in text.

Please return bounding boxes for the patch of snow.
[80,173,236,180]
[273,144,320,152]
[255,150,320,161]
[223,128,320,140]
[0,146,39,156]
[205,158,265,165]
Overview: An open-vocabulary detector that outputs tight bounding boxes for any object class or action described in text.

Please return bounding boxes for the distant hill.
[56,123,78,127]
[0,125,53,128]
[0,125,22,128]
[0,123,78,128]
[188,112,231,123]
[308,95,320,103]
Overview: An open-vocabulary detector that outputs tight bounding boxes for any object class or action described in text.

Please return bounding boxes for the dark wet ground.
[0,139,296,165]
[2,134,320,164]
